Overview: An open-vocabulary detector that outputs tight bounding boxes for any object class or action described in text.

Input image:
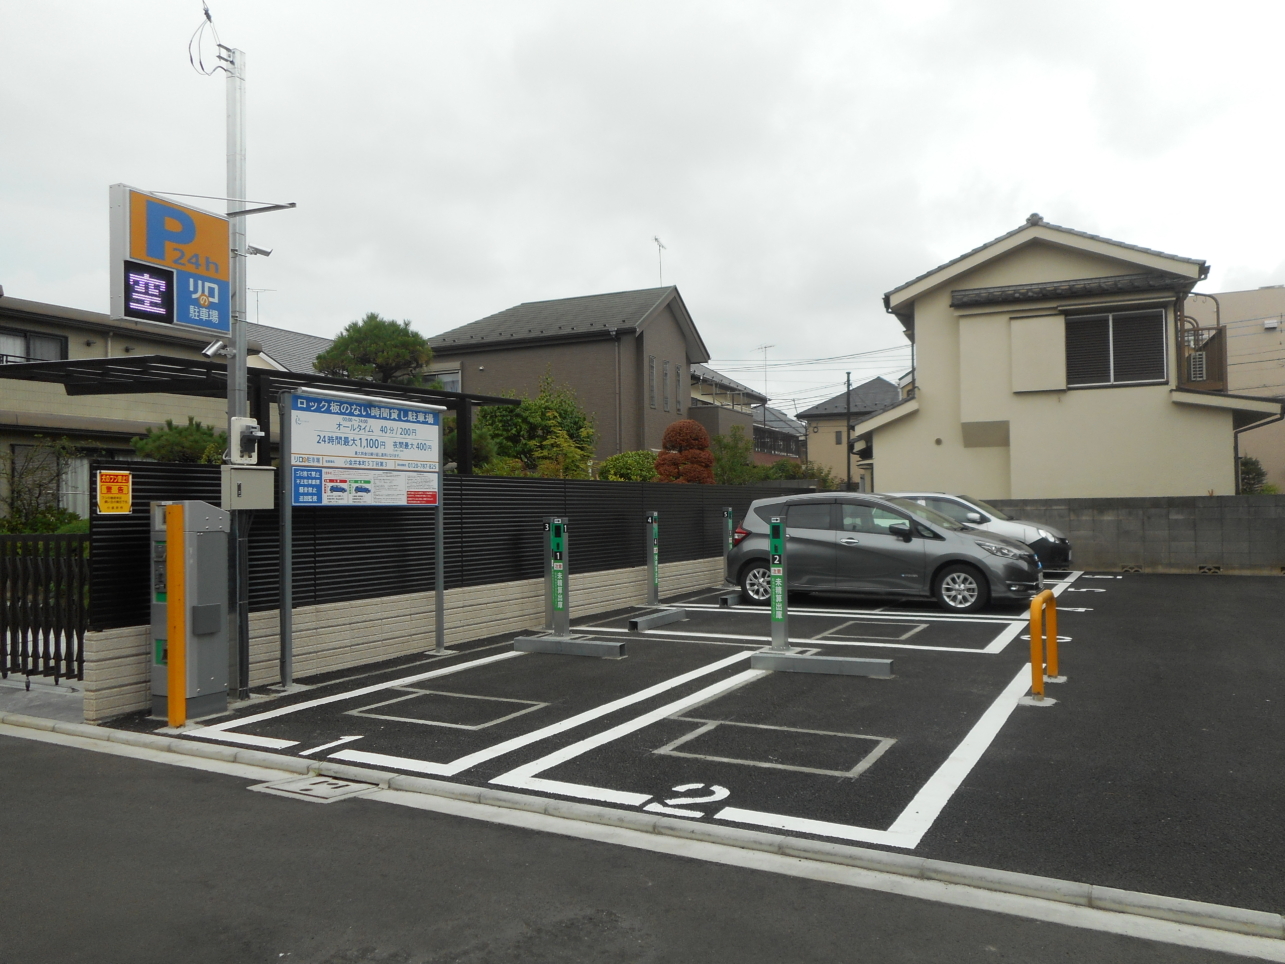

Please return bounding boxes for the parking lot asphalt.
[4,733,1256,964]
[108,570,1285,916]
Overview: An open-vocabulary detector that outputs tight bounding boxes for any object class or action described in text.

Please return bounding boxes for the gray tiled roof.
[950,272,1190,308]
[796,376,900,419]
[884,214,1207,305]
[430,287,679,349]
[690,363,766,402]
[752,404,806,436]
[246,322,333,373]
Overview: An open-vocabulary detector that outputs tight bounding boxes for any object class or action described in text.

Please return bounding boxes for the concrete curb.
[3,709,1281,941]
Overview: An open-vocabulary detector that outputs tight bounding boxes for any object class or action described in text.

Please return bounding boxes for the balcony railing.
[1177,319,1227,392]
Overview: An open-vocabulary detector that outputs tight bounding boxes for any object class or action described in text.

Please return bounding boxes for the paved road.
[0,733,1266,964]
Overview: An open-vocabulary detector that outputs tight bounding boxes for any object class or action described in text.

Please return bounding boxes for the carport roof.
[0,355,519,410]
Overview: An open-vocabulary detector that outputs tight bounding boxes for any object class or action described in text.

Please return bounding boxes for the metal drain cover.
[249,775,380,804]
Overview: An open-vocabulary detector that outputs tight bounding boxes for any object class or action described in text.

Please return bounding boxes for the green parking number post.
[645,511,660,607]
[769,517,789,650]
[546,517,571,637]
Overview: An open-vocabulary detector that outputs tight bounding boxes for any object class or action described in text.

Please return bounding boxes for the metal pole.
[645,511,660,607]
[226,46,250,700]
[845,371,852,492]
[550,518,570,637]
[278,391,293,688]
[769,516,789,650]
[434,498,445,653]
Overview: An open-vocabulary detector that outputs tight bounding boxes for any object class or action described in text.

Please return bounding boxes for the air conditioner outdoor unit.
[1188,351,1207,382]
[1266,318,1280,331]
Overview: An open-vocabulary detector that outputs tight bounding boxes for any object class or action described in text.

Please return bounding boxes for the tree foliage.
[130,417,226,464]
[441,415,497,472]
[0,436,84,533]
[709,424,835,488]
[598,450,657,482]
[1239,456,1268,494]
[313,312,433,385]
[710,425,757,485]
[655,419,714,484]
[476,375,597,478]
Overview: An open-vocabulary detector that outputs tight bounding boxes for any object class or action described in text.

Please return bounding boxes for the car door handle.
[840,537,860,545]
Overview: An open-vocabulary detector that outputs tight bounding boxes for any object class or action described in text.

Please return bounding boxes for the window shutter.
[1065,316,1110,385]
[1111,310,1166,383]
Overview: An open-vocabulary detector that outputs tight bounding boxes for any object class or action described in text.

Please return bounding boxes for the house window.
[430,370,461,393]
[1065,309,1167,387]
[663,361,670,412]
[674,366,682,413]
[835,430,842,445]
[0,328,66,364]
[649,356,656,408]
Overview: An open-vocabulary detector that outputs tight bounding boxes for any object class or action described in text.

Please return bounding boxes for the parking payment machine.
[151,501,230,724]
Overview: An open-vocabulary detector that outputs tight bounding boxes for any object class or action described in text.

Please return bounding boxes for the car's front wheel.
[739,560,772,606]
[933,563,990,613]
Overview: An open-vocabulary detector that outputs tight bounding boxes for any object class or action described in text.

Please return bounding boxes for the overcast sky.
[3,1,1284,413]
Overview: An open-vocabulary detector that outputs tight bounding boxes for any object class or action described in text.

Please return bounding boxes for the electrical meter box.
[150,501,230,720]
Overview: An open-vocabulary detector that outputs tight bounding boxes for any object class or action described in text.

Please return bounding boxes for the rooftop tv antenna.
[653,236,667,286]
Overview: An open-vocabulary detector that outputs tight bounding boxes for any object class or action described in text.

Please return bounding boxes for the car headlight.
[976,541,1023,559]
[1036,528,1055,542]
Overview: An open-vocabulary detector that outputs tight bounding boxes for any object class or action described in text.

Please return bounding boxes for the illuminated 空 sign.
[109,184,230,333]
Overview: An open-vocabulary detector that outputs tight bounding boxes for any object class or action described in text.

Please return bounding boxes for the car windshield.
[885,497,965,531]
[961,496,1010,521]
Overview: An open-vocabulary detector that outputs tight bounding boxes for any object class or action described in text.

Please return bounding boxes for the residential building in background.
[749,404,807,465]
[1184,287,1285,490]
[0,291,330,519]
[858,215,1282,498]
[796,377,900,487]
[428,287,710,459]
[686,363,762,445]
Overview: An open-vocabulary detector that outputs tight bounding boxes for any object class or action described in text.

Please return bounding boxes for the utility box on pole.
[150,501,230,724]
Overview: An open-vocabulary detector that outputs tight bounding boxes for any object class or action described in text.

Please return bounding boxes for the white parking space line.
[588,624,1025,655]
[679,603,1018,624]
[326,651,756,777]
[187,651,526,748]
[492,658,1041,851]
[490,668,766,801]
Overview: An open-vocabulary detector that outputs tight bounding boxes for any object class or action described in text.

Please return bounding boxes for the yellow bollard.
[166,504,186,727]
[1028,589,1057,700]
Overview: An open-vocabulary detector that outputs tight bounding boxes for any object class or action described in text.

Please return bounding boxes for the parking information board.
[288,394,442,507]
[109,184,231,334]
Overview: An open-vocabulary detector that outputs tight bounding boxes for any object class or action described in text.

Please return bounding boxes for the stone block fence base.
[82,556,724,724]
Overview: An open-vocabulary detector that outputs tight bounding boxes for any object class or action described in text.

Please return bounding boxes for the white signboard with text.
[288,393,442,507]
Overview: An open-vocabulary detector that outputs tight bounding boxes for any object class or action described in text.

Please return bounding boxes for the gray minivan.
[728,492,1042,613]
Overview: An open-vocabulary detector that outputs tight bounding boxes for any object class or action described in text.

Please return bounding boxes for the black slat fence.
[89,460,792,631]
[0,534,89,682]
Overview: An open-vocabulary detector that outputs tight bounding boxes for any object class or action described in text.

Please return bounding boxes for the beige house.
[796,377,900,488]
[1184,287,1285,490]
[856,215,1283,498]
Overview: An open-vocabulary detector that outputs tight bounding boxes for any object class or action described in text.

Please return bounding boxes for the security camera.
[201,340,226,357]
[247,245,273,257]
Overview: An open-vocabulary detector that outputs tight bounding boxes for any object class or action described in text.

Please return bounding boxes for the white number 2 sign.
[642,783,730,818]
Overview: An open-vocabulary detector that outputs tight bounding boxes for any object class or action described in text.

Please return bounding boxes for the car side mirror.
[965,512,984,523]
[888,522,912,542]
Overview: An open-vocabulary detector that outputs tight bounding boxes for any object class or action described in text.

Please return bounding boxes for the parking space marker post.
[645,511,660,607]
[722,507,733,582]
[549,517,570,638]
[769,516,789,650]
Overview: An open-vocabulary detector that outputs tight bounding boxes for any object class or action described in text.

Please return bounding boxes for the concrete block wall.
[987,495,1285,574]
[81,555,724,723]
